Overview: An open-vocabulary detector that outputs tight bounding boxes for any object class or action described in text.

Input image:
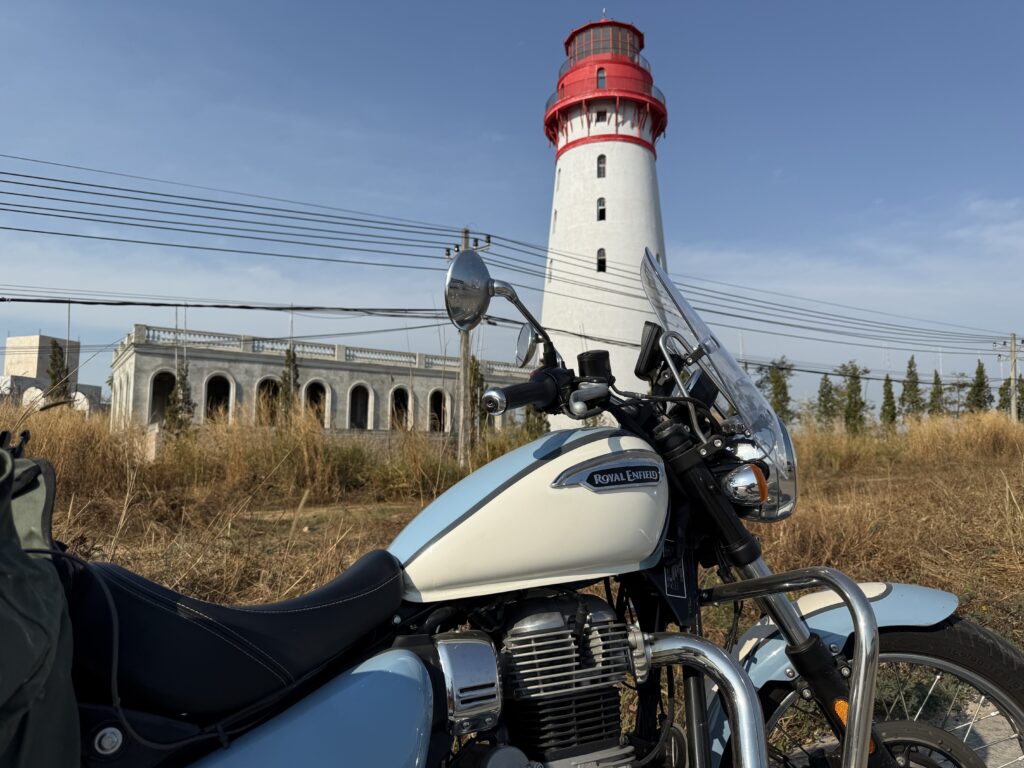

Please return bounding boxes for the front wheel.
[763,617,1024,768]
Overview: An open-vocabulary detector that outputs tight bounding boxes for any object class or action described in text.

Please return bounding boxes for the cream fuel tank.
[389,427,670,602]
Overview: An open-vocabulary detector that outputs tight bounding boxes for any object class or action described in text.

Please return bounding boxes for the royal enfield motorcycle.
[6,249,1024,768]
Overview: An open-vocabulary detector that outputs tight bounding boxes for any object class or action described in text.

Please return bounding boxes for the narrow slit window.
[597,198,606,221]
[597,154,606,178]
[597,248,606,273]
[596,68,606,88]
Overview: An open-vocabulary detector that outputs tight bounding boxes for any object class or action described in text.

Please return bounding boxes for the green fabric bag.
[0,449,79,767]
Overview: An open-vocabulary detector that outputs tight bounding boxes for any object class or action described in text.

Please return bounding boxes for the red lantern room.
[543,18,668,155]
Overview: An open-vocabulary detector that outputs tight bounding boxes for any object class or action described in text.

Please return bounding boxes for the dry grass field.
[12,403,1024,646]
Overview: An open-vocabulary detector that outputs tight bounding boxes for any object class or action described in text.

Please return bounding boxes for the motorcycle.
[8,249,1024,768]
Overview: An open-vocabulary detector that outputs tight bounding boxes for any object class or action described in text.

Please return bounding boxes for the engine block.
[500,595,635,766]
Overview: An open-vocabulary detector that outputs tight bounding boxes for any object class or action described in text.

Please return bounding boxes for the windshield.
[639,249,797,519]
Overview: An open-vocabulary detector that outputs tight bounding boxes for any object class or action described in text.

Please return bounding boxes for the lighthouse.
[540,19,669,394]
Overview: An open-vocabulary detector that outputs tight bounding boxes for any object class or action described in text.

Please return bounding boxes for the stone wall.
[110,325,529,433]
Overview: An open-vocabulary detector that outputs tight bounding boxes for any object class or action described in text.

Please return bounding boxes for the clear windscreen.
[639,249,797,519]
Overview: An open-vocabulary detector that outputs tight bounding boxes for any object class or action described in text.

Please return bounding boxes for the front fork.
[705,558,897,768]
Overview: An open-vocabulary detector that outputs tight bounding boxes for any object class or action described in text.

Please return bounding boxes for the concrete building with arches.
[109,324,527,433]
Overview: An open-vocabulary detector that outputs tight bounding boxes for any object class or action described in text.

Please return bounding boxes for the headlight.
[728,418,797,522]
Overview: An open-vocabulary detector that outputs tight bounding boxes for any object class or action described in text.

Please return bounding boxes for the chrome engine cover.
[500,594,636,767]
[433,631,502,736]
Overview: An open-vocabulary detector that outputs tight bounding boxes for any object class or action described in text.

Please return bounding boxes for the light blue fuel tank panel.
[193,649,433,767]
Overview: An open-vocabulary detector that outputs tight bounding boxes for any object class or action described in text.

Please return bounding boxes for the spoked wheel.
[763,618,1024,768]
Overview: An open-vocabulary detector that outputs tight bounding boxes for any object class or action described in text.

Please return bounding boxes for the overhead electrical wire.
[0,167,1000,346]
[0,225,447,272]
[0,152,462,232]
[0,172,460,238]
[0,160,1009,363]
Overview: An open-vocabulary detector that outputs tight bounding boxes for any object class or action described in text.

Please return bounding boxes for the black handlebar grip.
[482,376,558,415]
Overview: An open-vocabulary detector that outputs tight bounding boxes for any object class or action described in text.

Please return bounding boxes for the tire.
[758,616,1024,768]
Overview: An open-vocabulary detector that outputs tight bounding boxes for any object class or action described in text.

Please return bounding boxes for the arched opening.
[597,248,607,273]
[349,384,370,430]
[597,197,606,221]
[429,390,448,432]
[256,378,281,426]
[390,387,410,431]
[205,375,231,422]
[597,154,606,178]
[596,67,606,89]
[305,381,328,428]
[149,371,176,425]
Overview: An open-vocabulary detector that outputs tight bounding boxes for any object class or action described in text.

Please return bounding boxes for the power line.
[0,172,459,238]
[0,225,447,272]
[1,166,1002,348]
[0,152,463,232]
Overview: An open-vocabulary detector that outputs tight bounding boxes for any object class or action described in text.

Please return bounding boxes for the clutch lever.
[567,382,610,419]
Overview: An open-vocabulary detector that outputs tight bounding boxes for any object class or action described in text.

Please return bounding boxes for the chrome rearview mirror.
[444,248,559,367]
[444,249,492,331]
[515,323,538,368]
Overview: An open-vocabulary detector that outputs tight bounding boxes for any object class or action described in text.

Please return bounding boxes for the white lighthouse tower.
[540,19,669,393]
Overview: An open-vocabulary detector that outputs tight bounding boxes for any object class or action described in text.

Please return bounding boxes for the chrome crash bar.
[639,633,769,768]
[701,566,880,768]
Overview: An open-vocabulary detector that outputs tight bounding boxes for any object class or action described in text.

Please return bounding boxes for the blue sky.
[1,1,1022,404]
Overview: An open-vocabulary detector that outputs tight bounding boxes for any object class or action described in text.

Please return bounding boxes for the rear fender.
[708,582,958,766]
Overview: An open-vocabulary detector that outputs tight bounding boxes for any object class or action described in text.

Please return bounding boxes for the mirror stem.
[491,280,551,346]
[490,280,560,368]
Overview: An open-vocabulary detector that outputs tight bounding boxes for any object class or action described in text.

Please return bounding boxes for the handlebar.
[482,374,559,416]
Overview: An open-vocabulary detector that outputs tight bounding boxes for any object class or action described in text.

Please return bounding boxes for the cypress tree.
[836,361,869,433]
[470,356,489,444]
[46,339,70,403]
[898,355,924,417]
[278,345,300,421]
[880,375,897,428]
[755,357,795,422]
[163,362,194,434]
[927,370,946,417]
[965,359,993,413]
[816,374,839,425]
[997,376,1024,419]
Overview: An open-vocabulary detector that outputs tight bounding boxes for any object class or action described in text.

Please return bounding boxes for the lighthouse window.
[597,248,607,272]
[597,154,606,178]
[595,110,607,123]
[596,68,606,89]
[597,198,606,221]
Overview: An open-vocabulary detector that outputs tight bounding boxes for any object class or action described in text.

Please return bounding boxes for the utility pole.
[457,229,471,467]
[451,227,490,468]
[1011,333,1018,423]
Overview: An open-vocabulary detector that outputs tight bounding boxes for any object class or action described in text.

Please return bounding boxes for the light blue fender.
[194,649,433,767]
[708,582,959,766]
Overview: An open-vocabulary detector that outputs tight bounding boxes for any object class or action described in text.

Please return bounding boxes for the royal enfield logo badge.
[584,465,662,491]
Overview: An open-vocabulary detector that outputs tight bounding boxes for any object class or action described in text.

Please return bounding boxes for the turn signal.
[832,699,876,754]
[721,464,769,506]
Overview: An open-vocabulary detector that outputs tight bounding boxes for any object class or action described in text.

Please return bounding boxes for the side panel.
[709,582,959,766]
[391,428,669,602]
[193,650,433,768]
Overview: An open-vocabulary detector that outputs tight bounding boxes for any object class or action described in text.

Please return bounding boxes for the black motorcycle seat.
[69,549,404,719]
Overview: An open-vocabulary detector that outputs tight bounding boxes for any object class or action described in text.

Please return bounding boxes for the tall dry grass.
[758,412,1024,644]
[9,402,1024,642]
